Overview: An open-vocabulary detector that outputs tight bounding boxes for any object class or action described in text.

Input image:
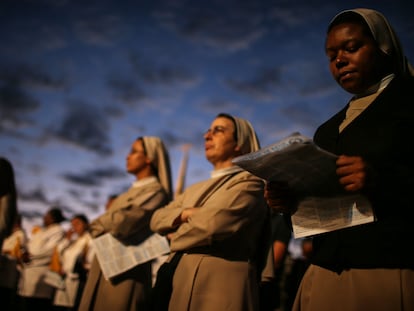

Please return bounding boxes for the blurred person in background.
[0,157,18,250]
[0,213,27,311]
[17,207,66,311]
[259,211,292,311]
[51,213,94,311]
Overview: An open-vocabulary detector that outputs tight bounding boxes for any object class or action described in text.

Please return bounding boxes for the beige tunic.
[293,265,414,311]
[150,170,268,311]
[79,178,170,311]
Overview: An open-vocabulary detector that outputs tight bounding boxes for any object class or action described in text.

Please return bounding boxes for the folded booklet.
[92,233,170,280]
[232,132,341,196]
[232,133,374,238]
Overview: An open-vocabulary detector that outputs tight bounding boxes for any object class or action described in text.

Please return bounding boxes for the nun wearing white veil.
[151,113,269,311]
[79,136,172,311]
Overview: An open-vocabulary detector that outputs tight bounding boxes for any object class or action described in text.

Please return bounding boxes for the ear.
[234,145,241,152]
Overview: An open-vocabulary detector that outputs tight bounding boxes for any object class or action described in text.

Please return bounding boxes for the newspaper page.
[232,133,374,238]
[92,233,170,280]
[291,194,374,238]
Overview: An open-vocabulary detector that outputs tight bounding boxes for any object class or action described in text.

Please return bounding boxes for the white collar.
[132,176,158,188]
[210,166,243,179]
[354,74,395,99]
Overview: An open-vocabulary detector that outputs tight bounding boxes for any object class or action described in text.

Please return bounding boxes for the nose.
[335,53,347,68]
[204,130,212,140]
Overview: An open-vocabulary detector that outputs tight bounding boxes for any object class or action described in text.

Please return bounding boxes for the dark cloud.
[0,82,39,130]
[0,64,66,91]
[200,98,240,113]
[62,165,126,187]
[141,66,197,86]
[20,209,44,220]
[0,63,66,134]
[129,53,200,88]
[157,130,186,149]
[153,0,267,52]
[52,99,113,156]
[19,187,51,205]
[107,76,148,106]
[226,68,280,101]
[74,14,126,46]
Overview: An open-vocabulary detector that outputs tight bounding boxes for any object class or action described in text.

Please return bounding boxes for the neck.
[135,167,154,180]
[213,160,235,170]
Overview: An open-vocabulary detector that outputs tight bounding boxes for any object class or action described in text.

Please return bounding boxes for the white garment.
[18,223,65,298]
[2,228,27,253]
[53,232,94,307]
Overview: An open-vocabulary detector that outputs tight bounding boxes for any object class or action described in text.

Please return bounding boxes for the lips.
[337,70,354,82]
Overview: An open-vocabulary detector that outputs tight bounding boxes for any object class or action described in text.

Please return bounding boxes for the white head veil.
[329,8,414,77]
[231,115,261,155]
[141,136,172,200]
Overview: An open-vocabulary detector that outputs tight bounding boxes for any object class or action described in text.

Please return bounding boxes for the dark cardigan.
[311,75,414,272]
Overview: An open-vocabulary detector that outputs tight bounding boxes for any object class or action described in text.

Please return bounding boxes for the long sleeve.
[27,224,65,266]
[151,172,267,253]
[90,182,169,242]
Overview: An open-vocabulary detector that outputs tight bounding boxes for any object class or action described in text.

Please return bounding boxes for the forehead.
[71,218,83,224]
[328,19,372,39]
[326,22,372,48]
[211,116,235,129]
[131,139,144,149]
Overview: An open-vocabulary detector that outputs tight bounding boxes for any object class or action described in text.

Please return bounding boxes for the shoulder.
[120,181,165,199]
[383,75,414,99]
[226,171,265,189]
[232,170,263,182]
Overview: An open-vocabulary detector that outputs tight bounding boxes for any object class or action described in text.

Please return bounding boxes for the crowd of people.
[1,7,413,311]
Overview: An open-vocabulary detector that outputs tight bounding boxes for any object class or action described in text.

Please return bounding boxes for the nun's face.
[325,21,389,94]
[204,117,239,169]
[126,139,150,175]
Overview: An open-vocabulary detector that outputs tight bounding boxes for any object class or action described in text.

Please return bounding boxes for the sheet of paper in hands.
[92,233,170,280]
[232,132,375,238]
[232,132,341,196]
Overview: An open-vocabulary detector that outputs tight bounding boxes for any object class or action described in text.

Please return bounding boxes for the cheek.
[355,49,378,71]
[328,62,338,76]
[224,140,238,153]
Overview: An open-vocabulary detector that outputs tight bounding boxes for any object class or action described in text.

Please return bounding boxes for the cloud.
[226,67,280,101]
[19,187,51,205]
[0,63,67,133]
[153,0,267,52]
[0,63,66,91]
[129,53,200,88]
[62,166,127,187]
[74,14,126,46]
[0,82,40,131]
[20,209,44,220]
[52,99,113,156]
[107,76,148,106]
